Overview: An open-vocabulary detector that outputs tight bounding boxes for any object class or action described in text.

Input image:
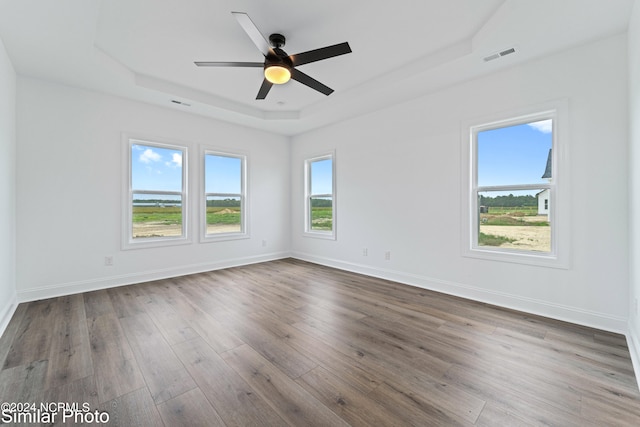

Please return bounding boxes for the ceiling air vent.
[171,99,191,107]
[483,47,516,62]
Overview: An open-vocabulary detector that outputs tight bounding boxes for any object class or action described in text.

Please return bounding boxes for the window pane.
[478,189,550,253]
[310,158,332,195]
[205,154,241,194]
[310,196,333,231]
[477,120,552,187]
[206,195,242,234]
[132,194,183,239]
[131,144,183,191]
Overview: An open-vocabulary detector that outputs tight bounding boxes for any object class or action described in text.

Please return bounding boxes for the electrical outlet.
[384,251,391,261]
[104,256,114,266]
[262,239,267,247]
[362,248,368,256]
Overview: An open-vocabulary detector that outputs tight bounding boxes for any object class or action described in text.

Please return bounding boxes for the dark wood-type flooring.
[1,258,640,426]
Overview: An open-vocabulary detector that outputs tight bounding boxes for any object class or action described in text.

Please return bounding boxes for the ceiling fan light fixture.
[265,65,291,84]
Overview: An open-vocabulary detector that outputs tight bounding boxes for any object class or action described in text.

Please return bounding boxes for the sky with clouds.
[132,144,184,193]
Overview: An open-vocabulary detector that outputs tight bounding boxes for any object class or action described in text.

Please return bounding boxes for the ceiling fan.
[195,12,352,100]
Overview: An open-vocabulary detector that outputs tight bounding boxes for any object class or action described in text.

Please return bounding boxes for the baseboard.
[628,325,640,391]
[291,251,628,334]
[0,292,18,339]
[17,251,291,303]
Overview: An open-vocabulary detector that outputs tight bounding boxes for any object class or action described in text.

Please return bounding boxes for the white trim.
[460,99,570,269]
[628,324,640,391]
[304,151,336,240]
[0,292,18,339]
[291,250,627,334]
[16,252,290,303]
[122,134,191,250]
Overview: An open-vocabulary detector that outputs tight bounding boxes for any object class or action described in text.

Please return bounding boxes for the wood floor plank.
[83,289,116,320]
[260,311,383,394]
[294,312,453,380]
[44,294,93,390]
[107,285,147,319]
[221,343,351,427]
[119,313,197,404]
[367,381,474,427]
[42,375,101,426]
[297,366,406,426]
[136,291,199,345]
[580,394,640,426]
[443,364,596,426]
[0,359,48,404]
[157,387,226,427]
[87,313,146,404]
[148,283,243,354]
[0,303,27,369]
[99,387,164,427]
[3,298,58,369]
[218,310,318,379]
[172,337,287,427]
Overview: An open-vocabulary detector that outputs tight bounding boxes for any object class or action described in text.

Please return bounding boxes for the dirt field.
[133,222,240,238]
[133,222,182,238]
[480,224,550,252]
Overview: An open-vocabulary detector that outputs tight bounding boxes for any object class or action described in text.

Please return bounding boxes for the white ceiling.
[0,0,635,135]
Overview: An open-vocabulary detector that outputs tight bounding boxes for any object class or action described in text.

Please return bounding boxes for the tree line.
[479,194,537,207]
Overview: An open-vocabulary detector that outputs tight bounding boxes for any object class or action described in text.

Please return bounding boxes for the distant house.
[537,188,550,216]
[537,149,552,216]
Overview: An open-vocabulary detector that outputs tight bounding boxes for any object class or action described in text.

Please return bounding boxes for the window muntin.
[127,140,187,245]
[472,116,554,255]
[305,154,335,238]
[203,151,246,239]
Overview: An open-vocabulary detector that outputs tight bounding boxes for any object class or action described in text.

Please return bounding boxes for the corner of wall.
[627,0,640,390]
[0,33,18,341]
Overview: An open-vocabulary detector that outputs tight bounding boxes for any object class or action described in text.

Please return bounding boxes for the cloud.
[528,119,552,134]
[139,148,161,164]
[165,153,182,168]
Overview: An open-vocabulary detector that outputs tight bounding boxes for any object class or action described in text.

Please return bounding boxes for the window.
[305,153,335,239]
[462,103,569,268]
[124,138,188,248]
[203,150,247,240]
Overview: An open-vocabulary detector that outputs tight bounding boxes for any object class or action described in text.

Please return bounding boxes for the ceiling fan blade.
[290,42,352,67]
[194,61,264,67]
[231,12,273,57]
[290,68,333,96]
[256,79,273,100]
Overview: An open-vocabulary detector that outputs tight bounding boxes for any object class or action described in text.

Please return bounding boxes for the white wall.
[16,77,290,300]
[628,0,640,375]
[292,34,630,332]
[0,37,16,335]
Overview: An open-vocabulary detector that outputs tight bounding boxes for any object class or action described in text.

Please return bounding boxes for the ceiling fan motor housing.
[269,33,286,48]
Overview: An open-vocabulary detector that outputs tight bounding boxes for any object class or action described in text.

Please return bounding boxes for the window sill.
[303,231,336,240]
[463,246,569,269]
[200,233,250,243]
[122,236,192,251]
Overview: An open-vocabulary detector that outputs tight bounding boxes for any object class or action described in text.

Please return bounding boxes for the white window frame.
[122,135,190,250]
[201,148,249,242]
[461,100,570,268]
[304,152,336,240]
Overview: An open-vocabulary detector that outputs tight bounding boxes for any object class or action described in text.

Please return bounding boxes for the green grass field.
[133,206,182,224]
[133,206,242,227]
[311,207,333,231]
[206,207,241,226]
[482,206,538,216]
